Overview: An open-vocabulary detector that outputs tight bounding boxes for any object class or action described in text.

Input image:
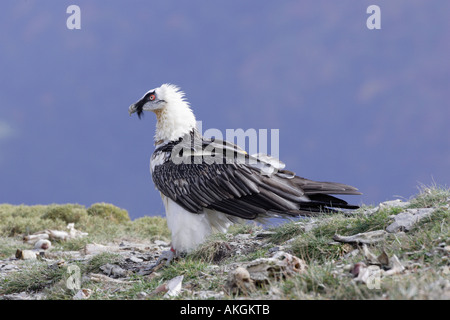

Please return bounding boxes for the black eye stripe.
[145,91,156,101]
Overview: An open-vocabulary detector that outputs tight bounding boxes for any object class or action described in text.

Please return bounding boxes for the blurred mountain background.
[1,0,449,219]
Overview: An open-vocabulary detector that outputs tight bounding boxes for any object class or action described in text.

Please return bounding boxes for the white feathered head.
[129,84,197,142]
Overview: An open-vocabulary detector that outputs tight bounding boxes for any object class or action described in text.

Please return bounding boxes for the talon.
[137,247,178,275]
[155,247,177,266]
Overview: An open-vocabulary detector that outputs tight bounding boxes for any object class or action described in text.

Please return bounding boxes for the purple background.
[1,1,449,219]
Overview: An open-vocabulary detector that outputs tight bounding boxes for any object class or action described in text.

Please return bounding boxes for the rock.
[254,231,276,239]
[268,246,281,254]
[362,245,380,265]
[0,264,17,271]
[377,250,390,266]
[82,243,119,255]
[344,249,359,259]
[100,263,127,278]
[149,275,184,298]
[194,290,225,299]
[343,264,353,272]
[73,289,92,300]
[226,266,256,295]
[351,251,405,287]
[293,220,318,232]
[136,291,147,299]
[128,256,143,263]
[154,240,170,247]
[363,206,380,215]
[49,259,66,269]
[15,249,37,260]
[380,199,410,209]
[90,273,131,284]
[235,234,251,241]
[386,208,435,233]
[231,251,307,288]
[384,255,405,276]
[353,264,383,287]
[164,275,184,298]
[1,291,45,300]
[361,245,389,266]
[333,230,387,244]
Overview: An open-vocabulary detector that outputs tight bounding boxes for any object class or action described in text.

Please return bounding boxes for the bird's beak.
[128,104,137,116]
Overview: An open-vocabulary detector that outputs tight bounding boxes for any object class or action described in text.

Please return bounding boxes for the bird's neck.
[154,102,197,144]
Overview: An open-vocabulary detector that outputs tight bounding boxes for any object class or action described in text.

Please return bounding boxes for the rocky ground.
[0,186,449,300]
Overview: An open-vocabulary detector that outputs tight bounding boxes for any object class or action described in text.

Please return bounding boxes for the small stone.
[1,264,17,271]
[344,249,359,259]
[254,231,276,238]
[384,255,405,276]
[154,240,169,247]
[386,208,435,233]
[15,249,37,260]
[82,243,119,255]
[73,289,92,300]
[195,290,225,299]
[128,256,143,263]
[343,264,353,272]
[164,275,184,298]
[226,267,255,295]
[268,246,280,254]
[100,263,127,278]
[377,250,390,266]
[380,199,410,209]
[136,291,148,299]
[362,245,380,265]
[235,234,251,240]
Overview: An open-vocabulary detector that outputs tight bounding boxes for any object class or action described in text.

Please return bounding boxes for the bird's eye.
[149,94,156,101]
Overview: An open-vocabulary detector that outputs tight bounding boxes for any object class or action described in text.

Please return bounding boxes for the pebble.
[128,256,144,263]
[386,208,435,233]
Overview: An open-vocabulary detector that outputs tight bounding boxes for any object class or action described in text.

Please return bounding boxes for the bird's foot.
[155,247,177,266]
[138,247,177,275]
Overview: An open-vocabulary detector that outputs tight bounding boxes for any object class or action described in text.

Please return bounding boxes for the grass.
[0,260,68,295]
[1,185,449,299]
[0,203,171,253]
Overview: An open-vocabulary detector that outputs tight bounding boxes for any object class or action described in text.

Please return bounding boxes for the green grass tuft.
[42,205,88,224]
[87,203,130,224]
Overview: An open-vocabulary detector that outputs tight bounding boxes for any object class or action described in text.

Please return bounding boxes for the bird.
[128,83,361,264]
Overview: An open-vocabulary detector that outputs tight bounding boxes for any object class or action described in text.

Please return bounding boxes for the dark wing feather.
[152,133,361,219]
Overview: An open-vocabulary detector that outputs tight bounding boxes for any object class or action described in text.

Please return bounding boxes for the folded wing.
[152,135,361,219]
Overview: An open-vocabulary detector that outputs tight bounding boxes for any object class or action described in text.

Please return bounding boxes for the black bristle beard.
[137,107,144,119]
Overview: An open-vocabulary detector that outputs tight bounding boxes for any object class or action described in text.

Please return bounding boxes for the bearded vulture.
[128,84,361,263]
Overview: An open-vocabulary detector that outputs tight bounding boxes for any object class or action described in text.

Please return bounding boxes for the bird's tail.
[280,177,362,216]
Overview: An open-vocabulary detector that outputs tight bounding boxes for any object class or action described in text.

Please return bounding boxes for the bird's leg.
[137,246,178,275]
[154,246,177,266]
